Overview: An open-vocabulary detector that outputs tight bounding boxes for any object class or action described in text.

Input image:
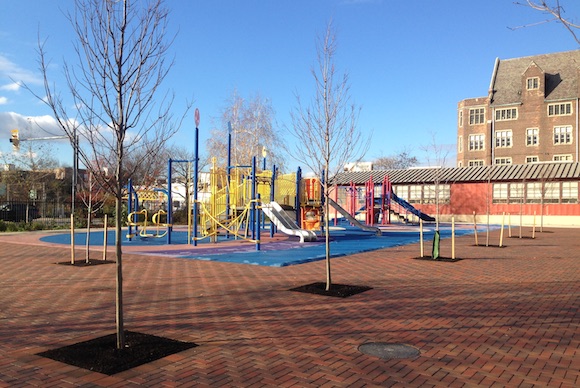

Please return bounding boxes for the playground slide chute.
[262,202,318,243]
[390,192,436,222]
[327,198,382,235]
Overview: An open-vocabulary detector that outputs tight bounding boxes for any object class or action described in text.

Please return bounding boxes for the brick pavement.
[0,226,578,387]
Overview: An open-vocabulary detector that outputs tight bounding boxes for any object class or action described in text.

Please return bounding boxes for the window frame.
[495,108,518,121]
[526,128,539,146]
[494,157,512,165]
[526,77,539,90]
[468,160,484,167]
[547,102,572,116]
[495,130,513,148]
[469,107,485,125]
[553,126,572,145]
[526,156,539,163]
[468,134,485,151]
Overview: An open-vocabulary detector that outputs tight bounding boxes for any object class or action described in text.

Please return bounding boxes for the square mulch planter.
[37,331,197,375]
[289,282,372,298]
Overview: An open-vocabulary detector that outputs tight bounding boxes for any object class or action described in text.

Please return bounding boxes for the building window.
[469,108,485,125]
[510,183,524,203]
[553,154,573,161]
[495,108,518,121]
[409,185,422,203]
[492,183,508,204]
[468,160,484,167]
[545,182,560,203]
[526,77,539,90]
[562,182,578,203]
[494,157,512,165]
[394,185,408,200]
[526,156,539,163]
[526,182,542,203]
[495,130,513,147]
[424,184,450,204]
[458,111,463,127]
[468,134,485,150]
[526,128,538,146]
[458,136,463,153]
[554,126,572,144]
[548,102,572,116]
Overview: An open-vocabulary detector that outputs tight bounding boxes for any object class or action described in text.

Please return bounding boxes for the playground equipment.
[262,201,317,242]
[334,175,435,226]
[125,179,171,239]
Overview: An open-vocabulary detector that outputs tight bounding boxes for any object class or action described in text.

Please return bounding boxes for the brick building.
[457,50,580,167]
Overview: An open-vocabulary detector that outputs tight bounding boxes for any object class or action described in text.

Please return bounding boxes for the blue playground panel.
[40,223,480,267]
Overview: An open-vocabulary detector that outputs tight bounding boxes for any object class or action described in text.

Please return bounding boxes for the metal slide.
[390,192,436,222]
[327,198,382,235]
[261,202,318,243]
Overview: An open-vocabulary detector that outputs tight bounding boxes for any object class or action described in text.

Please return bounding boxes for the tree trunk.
[115,195,125,349]
[324,195,331,291]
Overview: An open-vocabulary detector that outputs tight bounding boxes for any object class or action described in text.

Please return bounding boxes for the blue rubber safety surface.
[40,221,482,267]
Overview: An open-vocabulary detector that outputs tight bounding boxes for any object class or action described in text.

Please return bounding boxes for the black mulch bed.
[56,259,116,267]
[413,256,463,262]
[37,331,198,375]
[289,282,372,298]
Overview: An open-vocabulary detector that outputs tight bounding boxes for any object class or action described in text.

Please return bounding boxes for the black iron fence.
[0,200,73,227]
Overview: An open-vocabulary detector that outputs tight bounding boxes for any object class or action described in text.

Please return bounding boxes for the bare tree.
[374,148,418,170]
[208,90,284,171]
[30,0,190,349]
[288,20,369,291]
[514,1,580,44]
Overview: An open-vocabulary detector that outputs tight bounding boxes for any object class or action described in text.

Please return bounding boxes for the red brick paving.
[0,226,578,387]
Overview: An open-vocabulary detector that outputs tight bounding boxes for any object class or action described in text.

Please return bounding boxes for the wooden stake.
[532,211,536,239]
[451,216,455,259]
[102,214,108,261]
[499,212,505,247]
[473,211,478,246]
[419,218,424,258]
[70,213,75,265]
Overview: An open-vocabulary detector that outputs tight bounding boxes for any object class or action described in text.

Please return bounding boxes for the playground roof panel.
[332,162,580,186]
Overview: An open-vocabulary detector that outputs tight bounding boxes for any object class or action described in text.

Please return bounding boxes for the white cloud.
[0,54,41,86]
[1,82,21,91]
[0,111,67,141]
[0,96,7,105]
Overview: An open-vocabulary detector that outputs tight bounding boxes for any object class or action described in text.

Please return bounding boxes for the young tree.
[288,20,369,291]
[31,0,190,349]
[207,90,284,171]
[420,132,453,231]
[516,1,580,44]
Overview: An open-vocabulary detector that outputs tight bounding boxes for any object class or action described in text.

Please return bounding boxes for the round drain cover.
[358,343,420,360]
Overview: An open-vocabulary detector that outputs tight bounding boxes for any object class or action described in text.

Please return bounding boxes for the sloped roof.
[332,162,580,186]
[490,50,580,106]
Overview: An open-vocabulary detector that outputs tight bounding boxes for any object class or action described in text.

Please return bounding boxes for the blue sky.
[1,0,580,172]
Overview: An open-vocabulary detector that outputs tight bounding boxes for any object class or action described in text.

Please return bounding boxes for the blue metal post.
[270,165,276,238]
[251,156,256,241]
[127,178,133,241]
[225,122,232,239]
[295,167,301,225]
[256,193,261,251]
[193,126,199,246]
[167,159,173,244]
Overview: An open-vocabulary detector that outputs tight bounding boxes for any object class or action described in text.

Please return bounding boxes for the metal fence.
[0,200,72,226]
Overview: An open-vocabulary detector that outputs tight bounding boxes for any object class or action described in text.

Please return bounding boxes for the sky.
[1,0,580,173]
